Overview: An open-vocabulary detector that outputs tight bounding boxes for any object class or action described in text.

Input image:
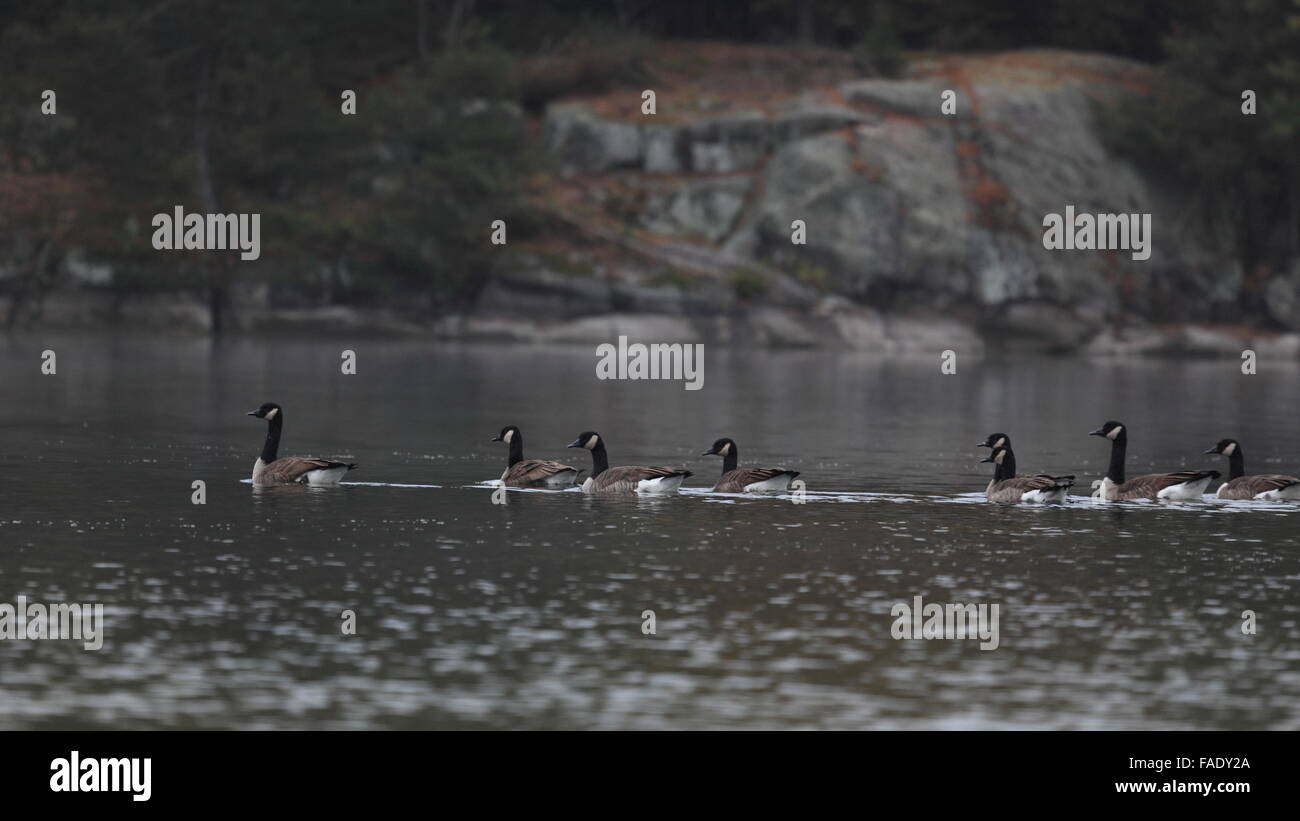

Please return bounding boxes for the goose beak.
[246,410,260,417]
[700,449,716,456]
[1203,447,1218,454]
[980,456,994,463]
[1088,427,1106,437]
[976,441,990,447]
[490,435,502,442]
[566,438,583,449]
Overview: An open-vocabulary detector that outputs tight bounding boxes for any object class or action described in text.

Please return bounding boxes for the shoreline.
[5,291,1298,358]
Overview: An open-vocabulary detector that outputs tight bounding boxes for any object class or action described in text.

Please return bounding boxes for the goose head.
[977,432,1009,449]
[492,425,520,444]
[567,431,601,450]
[701,437,735,457]
[980,446,1010,466]
[1089,420,1125,441]
[247,402,282,421]
[1204,438,1238,456]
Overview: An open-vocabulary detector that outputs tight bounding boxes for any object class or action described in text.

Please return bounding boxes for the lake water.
[1,333,1297,729]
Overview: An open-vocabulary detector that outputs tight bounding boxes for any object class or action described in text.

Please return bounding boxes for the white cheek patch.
[719,442,731,456]
[265,407,279,420]
[1106,426,1122,440]
[503,430,514,443]
[584,437,598,450]
[1223,442,1236,456]
[995,437,1006,448]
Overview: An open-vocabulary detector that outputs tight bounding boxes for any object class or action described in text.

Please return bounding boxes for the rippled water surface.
[1,333,1298,729]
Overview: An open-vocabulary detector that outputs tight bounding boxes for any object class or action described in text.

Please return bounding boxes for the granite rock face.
[527,50,1267,352]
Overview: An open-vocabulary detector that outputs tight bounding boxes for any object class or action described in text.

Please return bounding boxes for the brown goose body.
[568,431,690,495]
[492,426,582,488]
[584,464,692,494]
[1096,471,1219,501]
[247,403,356,487]
[987,475,1074,503]
[1090,421,1217,501]
[1217,474,1300,500]
[254,456,356,487]
[982,446,1073,503]
[500,459,583,488]
[713,467,799,493]
[1205,439,1300,500]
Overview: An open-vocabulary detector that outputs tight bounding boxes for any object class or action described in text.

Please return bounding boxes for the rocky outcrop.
[523,49,1296,354]
[7,47,1294,354]
[1264,262,1300,331]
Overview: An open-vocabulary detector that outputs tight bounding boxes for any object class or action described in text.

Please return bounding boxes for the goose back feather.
[1217,474,1300,500]
[586,464,692,494]
[501,459,584,487]
[714,467,800,493]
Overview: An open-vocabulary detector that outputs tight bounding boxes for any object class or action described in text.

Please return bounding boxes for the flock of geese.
[246,403,1300,503]
[981,423,1300,502]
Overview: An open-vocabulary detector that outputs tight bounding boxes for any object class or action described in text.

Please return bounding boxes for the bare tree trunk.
[416,0,431,61]
[443,0,476,49]
[195,54,227,335]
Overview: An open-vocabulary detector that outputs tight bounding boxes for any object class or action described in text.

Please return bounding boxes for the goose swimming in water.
[247,402,356,487]
[981,445,1074,503]
[1204,438,1300,501]
[700,437,799,493]
[492,425,583,488]
[566,431,691,494]
[1089,421,1217,501]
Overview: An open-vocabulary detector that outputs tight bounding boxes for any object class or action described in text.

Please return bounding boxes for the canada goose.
[980,445,1074,503]
[491,425,583,488]
[566,431,691,494]
[1204,438,1300,500]
[977,432,1011,450]
[246,402,356,487]
[1088,421,1217,501]
[700,437,799,493]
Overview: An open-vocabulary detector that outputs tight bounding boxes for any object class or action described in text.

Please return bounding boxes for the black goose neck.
[721,445,738,474]
[1227,447,1245,480]
[261,413,283,463]
[589,441,609,478]
[507,434,524,467]
[1106,434,1127,484]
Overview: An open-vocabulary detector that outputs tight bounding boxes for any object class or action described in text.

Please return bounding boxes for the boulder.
[543,102,643,176]
[1265,266,1300,330]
